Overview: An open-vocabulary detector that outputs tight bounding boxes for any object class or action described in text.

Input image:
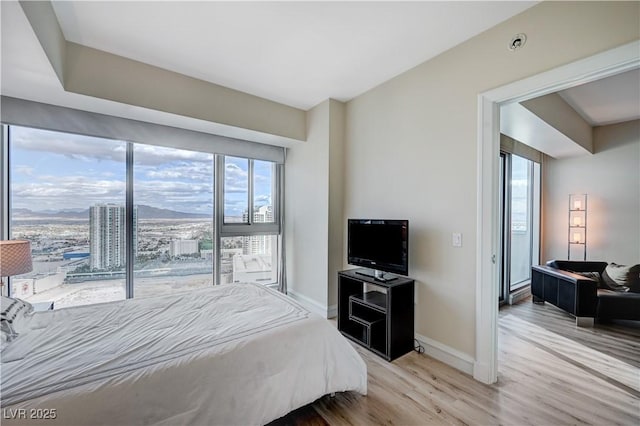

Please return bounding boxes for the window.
[509,155,534,287]
[253,160,275,224]
[499,152,541,301]
[223,157,249,224]
[217,156,280,286]
[219,235,278,284]
[133,144,214,298]
[8,126,127,308]
[2,124,283,307]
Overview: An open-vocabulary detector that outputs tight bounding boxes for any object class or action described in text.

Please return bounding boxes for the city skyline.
[10,126,273,217]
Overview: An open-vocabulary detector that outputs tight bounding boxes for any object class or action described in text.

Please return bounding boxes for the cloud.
[134,144,212,166]
[224,162,248,193]
[141,161,213,182]
[12,174,214,213]
[12,127,127,163]
[14,165,34,176]
[11,126,213,167]
[254,194,272,206]
[10,127,272,215]
[12,176,126,210]
[223,198,249,217]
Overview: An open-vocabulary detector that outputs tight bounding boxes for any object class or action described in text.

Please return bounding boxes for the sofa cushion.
[573,271,602,284]
[602,263,640,293]
[597,288,640,320]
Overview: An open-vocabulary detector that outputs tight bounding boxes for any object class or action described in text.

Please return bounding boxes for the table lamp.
[0,240,33,291]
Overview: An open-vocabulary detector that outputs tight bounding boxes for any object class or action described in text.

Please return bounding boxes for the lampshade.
[0,240,33,277]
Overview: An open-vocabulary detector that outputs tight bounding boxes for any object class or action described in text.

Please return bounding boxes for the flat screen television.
[347,219,409,278]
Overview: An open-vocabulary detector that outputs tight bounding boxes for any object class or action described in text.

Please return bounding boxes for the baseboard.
[473,361,494,384]
[415,333,474,376]
[508,285,531,305]
[327,304,337,319]
[287,290,330,318]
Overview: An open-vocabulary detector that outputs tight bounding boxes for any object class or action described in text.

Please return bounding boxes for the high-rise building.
[89,204,138,270]
[242,205,274,255]
[169,239,199,257]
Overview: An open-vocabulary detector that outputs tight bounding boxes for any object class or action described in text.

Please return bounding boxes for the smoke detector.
[508,33,527,51]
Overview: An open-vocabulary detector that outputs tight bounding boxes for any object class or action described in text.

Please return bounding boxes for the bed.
[0,283,367,425]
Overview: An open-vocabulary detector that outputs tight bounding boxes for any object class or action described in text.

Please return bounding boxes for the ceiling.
[500,68,640,159]
[49,1,538,110]
[2,1,636,151]
[557,69,640,126]
[3,1,536,112]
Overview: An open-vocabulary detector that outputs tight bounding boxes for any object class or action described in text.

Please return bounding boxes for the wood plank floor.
[271,298,640,425]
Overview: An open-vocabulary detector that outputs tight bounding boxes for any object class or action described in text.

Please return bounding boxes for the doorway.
[474,40,640,384]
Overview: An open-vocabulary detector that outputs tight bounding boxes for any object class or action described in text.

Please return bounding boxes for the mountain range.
[12,205,211,220]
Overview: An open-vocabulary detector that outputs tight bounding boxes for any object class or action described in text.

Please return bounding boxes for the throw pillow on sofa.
[602,263,640,293]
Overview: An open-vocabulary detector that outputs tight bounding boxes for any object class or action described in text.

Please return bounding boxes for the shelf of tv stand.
[338,268,414,361]
[350,291,387,313]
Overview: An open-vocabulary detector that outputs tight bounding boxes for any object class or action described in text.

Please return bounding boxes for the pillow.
[1,295,34,335]
[602,263,640,293]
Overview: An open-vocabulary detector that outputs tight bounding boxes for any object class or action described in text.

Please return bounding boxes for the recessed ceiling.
[48,1,537,110]
[557,69,640,126]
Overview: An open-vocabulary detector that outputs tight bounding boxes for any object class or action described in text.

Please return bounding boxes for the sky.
[9,126,273,217]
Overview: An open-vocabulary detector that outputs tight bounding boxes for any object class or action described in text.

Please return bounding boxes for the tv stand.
[355,270,397,283]
[338,268,414,361]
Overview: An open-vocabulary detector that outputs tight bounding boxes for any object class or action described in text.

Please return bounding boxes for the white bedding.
[0,283,367,425]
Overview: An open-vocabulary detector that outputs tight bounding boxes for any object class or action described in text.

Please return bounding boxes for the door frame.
[474,40,640,384]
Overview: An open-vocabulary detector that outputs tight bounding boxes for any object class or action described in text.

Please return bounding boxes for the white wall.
[543,120,640,265]
[343,1,639,357]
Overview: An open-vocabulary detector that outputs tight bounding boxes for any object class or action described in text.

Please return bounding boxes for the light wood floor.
[273,298,640,425]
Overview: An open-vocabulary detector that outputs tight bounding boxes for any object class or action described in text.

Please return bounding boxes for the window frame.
[215,155,281,286]
[216,155,280,237]
[1,123,284,302]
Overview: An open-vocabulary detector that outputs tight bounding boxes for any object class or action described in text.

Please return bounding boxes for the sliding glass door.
[500,152,541,303]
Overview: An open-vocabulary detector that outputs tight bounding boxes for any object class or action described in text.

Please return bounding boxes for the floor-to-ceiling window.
[8,126,127,308]
[133,144,214,298]
[500,152,541,303]
[2,124,282,308]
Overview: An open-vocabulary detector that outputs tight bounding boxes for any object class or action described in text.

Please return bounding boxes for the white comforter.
[0,283,367,425]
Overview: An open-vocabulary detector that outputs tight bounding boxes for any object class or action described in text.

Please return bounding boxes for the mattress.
[0,283,367,425]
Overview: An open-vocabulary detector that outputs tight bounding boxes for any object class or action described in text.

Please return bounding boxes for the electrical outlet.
[452,233,462,247]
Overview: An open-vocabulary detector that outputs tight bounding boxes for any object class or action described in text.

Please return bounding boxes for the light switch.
[452,233,462,247]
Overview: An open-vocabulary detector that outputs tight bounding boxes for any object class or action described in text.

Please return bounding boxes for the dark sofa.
[531,260,640,326]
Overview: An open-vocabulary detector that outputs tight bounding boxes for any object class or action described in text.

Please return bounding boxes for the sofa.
[531,260,640,326]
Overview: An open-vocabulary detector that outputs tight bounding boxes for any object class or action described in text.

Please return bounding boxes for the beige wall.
[521,93,593,153]
[19,1,307,144]
[543,120,640,265]
[285,99,346,313]
[328,100,346,310]
[286,101,330,307]
[344,1,640,356]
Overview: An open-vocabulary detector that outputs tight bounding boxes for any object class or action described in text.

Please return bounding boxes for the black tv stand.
[354,270,397,283]
[338,268,414,361]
